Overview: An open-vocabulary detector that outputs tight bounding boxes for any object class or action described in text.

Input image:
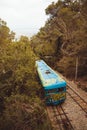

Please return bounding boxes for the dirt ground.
[62,77,87,130]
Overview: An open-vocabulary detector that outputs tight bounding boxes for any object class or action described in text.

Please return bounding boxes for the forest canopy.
[0,0,87,129]
[31,0,87,79]
[0,18,51,130]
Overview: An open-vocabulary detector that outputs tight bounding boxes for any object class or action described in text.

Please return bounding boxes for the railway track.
[67,84,87,115]
[46,105,74,130]
[58,72,87,114]
[46,72,87,130]
[46,83,87,130]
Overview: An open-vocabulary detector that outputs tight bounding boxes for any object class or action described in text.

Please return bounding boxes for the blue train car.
[36,60,67,105]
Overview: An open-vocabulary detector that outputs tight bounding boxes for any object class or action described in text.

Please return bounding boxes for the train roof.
[36,60,66,90]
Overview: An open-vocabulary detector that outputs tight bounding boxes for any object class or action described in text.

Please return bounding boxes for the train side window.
[46,88,59,94]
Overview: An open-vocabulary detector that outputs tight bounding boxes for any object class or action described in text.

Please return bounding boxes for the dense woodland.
[0,0,87,130]
[31,0,87,80]
[0,20,52,130]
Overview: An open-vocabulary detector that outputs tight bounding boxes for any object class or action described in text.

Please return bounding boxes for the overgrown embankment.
[0,19,52,130]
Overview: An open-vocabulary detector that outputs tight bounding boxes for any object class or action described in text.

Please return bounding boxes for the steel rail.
[46,106,62,130]
[67,85,87,114]
[67,84,87,104]
[56,105,74,130]
[52,106,63,130]
[67,91,87,114]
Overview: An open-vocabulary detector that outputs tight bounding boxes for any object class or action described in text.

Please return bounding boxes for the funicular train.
[36,60,67,105]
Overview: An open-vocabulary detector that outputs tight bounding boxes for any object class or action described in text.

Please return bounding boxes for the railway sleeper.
[54,113,68,117]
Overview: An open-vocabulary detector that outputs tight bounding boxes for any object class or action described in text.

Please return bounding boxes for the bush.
[0,94,52,130]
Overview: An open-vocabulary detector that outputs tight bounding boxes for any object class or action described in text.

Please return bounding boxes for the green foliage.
[0,0,87,127]
[0,18,15,45]
[19,35,30,43]
[57,56,76,77]
[0,41,37,98]
[0,21,52,130]
[0,94,51,130]
[45,2,56,15]
[31,0,87,79]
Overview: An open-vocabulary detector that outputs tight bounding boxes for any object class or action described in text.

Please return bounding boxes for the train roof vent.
[45,70,51,74]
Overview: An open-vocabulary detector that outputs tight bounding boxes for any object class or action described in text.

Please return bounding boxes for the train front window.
[46,87,65,94]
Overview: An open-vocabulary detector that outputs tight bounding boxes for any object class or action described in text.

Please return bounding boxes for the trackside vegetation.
[0,19,52,130]
[0,0,87,129]
[31,0,87,90]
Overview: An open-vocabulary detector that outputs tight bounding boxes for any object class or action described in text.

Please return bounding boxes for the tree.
[19,35,29,43]
[0,18,15,45]
[31,0,87,79]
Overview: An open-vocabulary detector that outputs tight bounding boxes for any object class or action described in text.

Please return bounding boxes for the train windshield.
[46,87,65,94]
